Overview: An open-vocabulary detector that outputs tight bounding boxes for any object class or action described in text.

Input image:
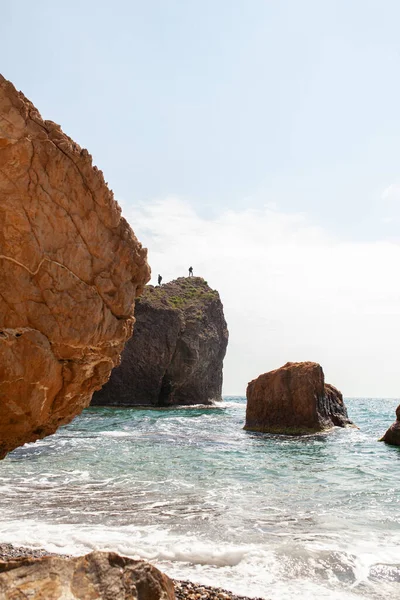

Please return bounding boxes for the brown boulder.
[244,361,354,434]
[0,551,174,600]
[0,75,150,458]
[380,405,400,446]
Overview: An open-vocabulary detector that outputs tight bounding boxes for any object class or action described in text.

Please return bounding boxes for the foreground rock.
[0,545,266,600]
[380,404,400,446]
[245,361,354,434]
[0,75,150,458]
[0,551,174,599]
[92,277,228,406]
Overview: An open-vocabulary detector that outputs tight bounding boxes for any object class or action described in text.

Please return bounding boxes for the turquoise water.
[0,398,399,599]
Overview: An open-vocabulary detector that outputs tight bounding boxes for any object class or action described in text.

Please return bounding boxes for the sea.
[0,397,399,600]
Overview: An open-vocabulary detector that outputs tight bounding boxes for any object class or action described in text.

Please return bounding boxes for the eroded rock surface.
[0,75,150,458]
[380,404,400,446]
[0,551,174,600]
[92,277,228,406]
[245,361,354,434]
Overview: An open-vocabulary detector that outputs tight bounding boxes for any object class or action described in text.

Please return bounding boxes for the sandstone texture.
[0,75,150,458]
[92,277,228,406]
[380,404,400,446]
[0,551,174,600]
[244,361,354,434]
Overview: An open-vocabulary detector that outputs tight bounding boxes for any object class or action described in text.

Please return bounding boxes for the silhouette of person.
[158,274,162,285]
[188,266,193,277]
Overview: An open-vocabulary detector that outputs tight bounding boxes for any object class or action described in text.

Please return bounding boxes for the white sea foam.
[0,519,397,599]
[214,400,246,408]
[100,431,133,437]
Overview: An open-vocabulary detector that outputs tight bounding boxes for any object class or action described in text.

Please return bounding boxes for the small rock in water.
[380,404,400,446]
[245,361,354,434]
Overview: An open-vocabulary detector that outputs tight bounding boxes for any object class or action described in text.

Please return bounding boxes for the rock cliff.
[0,75,150,458]
[244,361,354,434]
[380,404,400,446]
[92,277,228,406]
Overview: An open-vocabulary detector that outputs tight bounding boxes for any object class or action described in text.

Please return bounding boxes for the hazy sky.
[3,1,400,396]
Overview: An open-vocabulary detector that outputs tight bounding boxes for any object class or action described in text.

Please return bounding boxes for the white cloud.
[380,184,400,225]
[381,184,400,202]
[122,197,400,398]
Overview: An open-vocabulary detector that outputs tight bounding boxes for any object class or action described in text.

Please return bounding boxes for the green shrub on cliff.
[137,277,219,311]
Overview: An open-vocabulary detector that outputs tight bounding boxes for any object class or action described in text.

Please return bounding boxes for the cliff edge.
[92,277,229,406]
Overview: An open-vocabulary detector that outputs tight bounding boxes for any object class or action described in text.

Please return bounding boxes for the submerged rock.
[244,361,354,434]
[0,75,150,458]
[0,551,174,599]
[380,405,400,446]
[92,277,228,406]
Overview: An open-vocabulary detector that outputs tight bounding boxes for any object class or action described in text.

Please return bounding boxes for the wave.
[1,398,399,599]
[0,519,398,599]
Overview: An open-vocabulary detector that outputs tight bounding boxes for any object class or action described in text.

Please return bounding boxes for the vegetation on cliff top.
[137,277,219,311]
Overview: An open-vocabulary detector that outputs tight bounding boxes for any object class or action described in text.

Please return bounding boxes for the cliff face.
[0,75,150,458]
[92,277,229,406]
[245,361,354,434]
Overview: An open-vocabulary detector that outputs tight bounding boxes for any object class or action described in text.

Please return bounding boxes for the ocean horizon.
[0,397,399,599]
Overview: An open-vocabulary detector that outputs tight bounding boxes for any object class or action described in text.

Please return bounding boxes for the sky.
[2,0,400,396]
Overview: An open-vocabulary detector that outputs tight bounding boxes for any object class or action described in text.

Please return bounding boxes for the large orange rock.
[380,404,400,446]
[244,361,354,434]
[0,75,150,458]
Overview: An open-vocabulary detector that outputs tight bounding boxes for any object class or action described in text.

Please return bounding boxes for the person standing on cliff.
[158,274,162,285]
[188,266,193,277]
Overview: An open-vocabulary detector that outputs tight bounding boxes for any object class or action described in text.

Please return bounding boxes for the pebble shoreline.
[0,544,267,600]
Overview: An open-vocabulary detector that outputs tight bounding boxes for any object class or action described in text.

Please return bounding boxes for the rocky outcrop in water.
[0,551,174,599]
[92,277,228,406]
[0,75,150,458]
[380,404,400,446]
[244,361,354,434]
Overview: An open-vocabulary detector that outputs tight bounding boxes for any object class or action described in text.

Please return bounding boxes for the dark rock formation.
[92,277,228,406]
[244,361,354,434]
[0,75,150,458]
[380,405,400,446]
[0,551,174,599]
